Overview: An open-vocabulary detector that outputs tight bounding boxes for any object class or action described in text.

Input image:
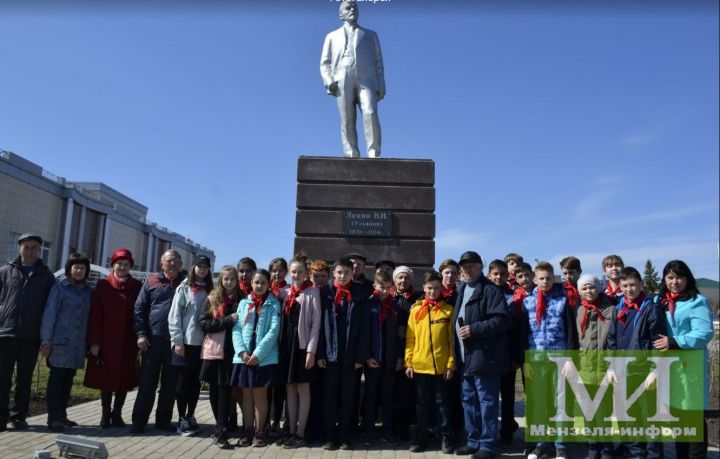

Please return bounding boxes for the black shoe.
[456,445,479,456]
[155,423,176,433]
[323,441,339,451]
[555,447,567,459]
[442,437,455,454]
[100,411,111,429]
[527,446,551,459]
[381,435,399,447]
[211,432,233,449]
[584,453,600,459]
[12,419,29,430]
[283,435,306,449]
[111,411,126,428]
[130,424,144,435]
[0,423,6,432]
[472,451,496,459]
[340,440,353,450]
[599,453,613,459]
[61,418,78,427]
[409,442,426,453]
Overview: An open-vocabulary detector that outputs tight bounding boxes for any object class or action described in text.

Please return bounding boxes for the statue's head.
[339,1,359,24]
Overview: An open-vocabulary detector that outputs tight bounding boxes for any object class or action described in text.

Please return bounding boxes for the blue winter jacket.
[366,295,404,368]
[40,278,92,369]
[232,294,281,366]
[607,294,666,351]
[133,271,186,340]
[523,283,578,351]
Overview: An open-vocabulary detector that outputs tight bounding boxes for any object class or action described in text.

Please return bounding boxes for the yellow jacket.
[404,298,455,375]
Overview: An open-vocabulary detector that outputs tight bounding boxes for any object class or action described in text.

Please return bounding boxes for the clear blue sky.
[1,0,718,280]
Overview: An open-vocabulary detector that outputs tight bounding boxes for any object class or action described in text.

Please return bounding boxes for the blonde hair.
[206,265,239,317]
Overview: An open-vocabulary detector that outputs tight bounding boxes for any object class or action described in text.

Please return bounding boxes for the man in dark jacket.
[131,249,186,434]
[453,251,510,459]
[0,234,56,431]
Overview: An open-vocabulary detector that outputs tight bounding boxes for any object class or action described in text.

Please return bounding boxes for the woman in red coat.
[84,248,142,428]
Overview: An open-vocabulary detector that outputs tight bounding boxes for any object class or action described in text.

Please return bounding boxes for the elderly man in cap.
[453,251,510,459]
[0,234,56,431]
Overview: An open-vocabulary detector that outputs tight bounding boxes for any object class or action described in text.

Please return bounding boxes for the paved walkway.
[1,391,717,458]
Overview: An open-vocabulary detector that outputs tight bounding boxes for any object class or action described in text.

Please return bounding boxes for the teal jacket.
[657,293,714,408]
[232,294,281,366]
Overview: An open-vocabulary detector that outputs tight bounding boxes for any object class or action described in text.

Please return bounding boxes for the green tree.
[643,259,661,295]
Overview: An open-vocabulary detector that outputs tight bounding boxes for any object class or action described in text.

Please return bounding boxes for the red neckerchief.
[373,290,396,325]
[333,280,352,313]
[215,294,235,320]
[284,281,311,316]
[617,293,645,324]
[660,292,682,318]
[580,297,606,338]
[249,292,267,314]
[510,286,527,318]
[396,287,414,301]
[191,281,207,294]
[508,273,518,290]
[535,289,551,325]
[239,280,252,297]
[605,281,621,297]
[564,281,579,307]
[440,284,456,300]
[414,294,441,321]
[271,280,287,298]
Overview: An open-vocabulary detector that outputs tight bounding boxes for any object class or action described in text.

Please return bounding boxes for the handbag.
[201,330,225,360]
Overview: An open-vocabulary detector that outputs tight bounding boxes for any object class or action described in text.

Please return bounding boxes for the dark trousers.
[0,337,40,423]
[323,363,358,442]
[415,373,450,443]
[46,363,76,424]
[675,417,708,459]
[175,348,201,419]
[500,367,519,438]
[208,382,232,435]
[306,367,325,441]
[394,369,415,437]
[447,370,464,436]
[131,337,176,427]
[270,381,285,431]
[362,366,395,436]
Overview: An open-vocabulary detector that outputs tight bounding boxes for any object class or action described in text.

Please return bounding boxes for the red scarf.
[333,280,352,313]
[605,281,621,297]
[373,290,396,325]
[440,284,456,300]
[660,292,682,318]
[508,273,518,290]
[535,289,550,325]
[510,286,527,318]
[414,295,441,321]
[396,287,415,301]
[191,281,207,294]
[564,281,579,307]
[271,280,287,298]
[284,281,312,316]
[580,297,606,338]
[214,294,235,320]
[617,293,645,324]
[239,280,252,297]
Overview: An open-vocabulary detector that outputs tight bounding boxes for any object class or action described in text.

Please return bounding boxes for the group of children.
[35,249,714,459]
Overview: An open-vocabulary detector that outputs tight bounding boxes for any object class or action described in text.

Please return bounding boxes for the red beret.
[110,248,134,268]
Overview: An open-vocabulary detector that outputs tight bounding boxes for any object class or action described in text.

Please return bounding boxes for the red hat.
[111,248,134,268]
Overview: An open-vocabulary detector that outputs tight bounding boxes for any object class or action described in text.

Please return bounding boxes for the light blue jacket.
[232,294,281,366]
[40,278,92,369]
[658,293,714,408]
[169,279,208,347]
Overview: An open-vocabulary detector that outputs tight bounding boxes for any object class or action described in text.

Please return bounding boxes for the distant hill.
[696,278,719,317]
[697,278,720,289]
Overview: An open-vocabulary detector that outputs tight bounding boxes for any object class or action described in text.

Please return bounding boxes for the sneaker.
[11,418,29,430]
[275,432,292,446]
[409,442,426,453]
[186,414,199,431]
[211,432,232,449]
[555,448,567,459]
[61,418,78,427]
[381,435,399,447]
[176,417,192,436]
[252,432,268,447]
[472,452,497,459]
[283,435,306,449]
[456,445,479,456]
[528,446,550,459]
[323,440,339,451]
[442,437,455,454]
[339,439,353,451]
[237,430,254,447]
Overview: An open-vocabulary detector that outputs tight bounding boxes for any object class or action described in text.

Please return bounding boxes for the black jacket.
[317,283,369,366]
[198,300,239,363]
[453,276,511,376]
[0,257,56,341]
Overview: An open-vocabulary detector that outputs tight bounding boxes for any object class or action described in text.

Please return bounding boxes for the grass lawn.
[27,356,100,417]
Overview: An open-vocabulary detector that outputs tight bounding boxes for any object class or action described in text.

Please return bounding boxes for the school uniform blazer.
[606,295,666,351]
[233,294,281,366]
[280,285,322,355]
[316,283,369,365]
[366,296,404,368]
[453,276,511,377]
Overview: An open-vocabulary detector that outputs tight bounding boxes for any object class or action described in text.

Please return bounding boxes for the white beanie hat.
[393,265,414,283]
[577,274,601,290]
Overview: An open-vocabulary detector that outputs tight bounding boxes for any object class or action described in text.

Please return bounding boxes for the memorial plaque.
[341,210,392,237]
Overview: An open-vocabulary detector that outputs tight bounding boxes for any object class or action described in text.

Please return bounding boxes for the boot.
[111,391,127,427]
[100,391,112,429]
